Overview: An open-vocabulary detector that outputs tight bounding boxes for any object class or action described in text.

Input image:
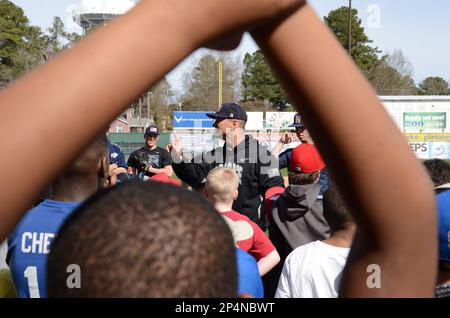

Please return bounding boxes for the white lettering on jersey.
[21,232,32,253]
[21,232,55,254]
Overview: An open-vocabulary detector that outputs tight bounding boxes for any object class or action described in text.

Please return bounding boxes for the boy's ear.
[233,189,238,200]
[98,156,108,178]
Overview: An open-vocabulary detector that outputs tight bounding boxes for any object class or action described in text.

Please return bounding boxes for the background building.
[72,0,135,34]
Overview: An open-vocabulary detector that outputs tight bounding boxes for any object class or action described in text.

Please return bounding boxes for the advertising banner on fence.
[429,142,449,159]
[408,141,450,159]
[404,133,450,159]
[404,133,450,142]
[403,112,446,131]
[173,112,214,129]
[173,111,264,130]
[409,142,430,159]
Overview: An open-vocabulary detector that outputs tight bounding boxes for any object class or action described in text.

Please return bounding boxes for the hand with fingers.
[167,131,183,162]
[279,132,292,145]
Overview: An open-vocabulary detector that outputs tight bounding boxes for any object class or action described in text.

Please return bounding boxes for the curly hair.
[423,159,450,187]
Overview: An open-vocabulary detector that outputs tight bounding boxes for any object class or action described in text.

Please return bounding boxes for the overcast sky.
[10,0,450,92]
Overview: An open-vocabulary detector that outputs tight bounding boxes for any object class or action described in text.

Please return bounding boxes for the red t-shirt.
[221,210,276,261]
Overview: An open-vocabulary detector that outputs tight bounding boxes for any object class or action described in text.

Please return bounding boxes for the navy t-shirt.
[108,140,128,169]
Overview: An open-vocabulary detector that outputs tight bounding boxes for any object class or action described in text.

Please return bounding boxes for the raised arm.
[252,4,437,297]
[0,0,305,241]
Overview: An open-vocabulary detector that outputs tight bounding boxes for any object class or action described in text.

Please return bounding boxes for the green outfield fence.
[109,132,450,164]
[108,133,171,160]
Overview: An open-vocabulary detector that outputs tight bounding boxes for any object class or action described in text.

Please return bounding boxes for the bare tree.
[130,77,174,130]
[371,50,418,95]
[182,53,241,110]
[385,50,413,78]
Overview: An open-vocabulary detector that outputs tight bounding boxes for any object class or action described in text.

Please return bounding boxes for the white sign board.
[246,112,264,130]
[265,112,296,130]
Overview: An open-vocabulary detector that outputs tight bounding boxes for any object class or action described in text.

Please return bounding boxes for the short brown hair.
[288,171,320,185]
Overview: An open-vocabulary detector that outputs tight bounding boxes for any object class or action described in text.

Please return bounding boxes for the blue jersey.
[108,140,128,169]
[236,248,264,298]
[7,200,80,298]
[437,189,450,263]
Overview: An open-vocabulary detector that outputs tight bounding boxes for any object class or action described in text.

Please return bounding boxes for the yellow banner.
[404,133,450,142]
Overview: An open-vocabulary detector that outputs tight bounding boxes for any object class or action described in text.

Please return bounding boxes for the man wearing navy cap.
[128,125,173,177]
[272,113,329,195]
[170,103,285,229]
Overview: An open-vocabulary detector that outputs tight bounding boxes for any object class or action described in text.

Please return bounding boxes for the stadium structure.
[72,0,135,34]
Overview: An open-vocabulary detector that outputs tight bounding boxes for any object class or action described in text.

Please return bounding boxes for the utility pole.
[218,61,223,109]
[138,98,142,132]
[166,88,169,131]
[147,91,150,125]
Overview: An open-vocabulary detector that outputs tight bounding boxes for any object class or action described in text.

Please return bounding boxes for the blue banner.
[173,111,215,129]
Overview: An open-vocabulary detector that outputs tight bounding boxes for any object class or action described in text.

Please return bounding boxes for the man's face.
[214,118,233,139]
[145,134,158,148]
[296,127,311,143]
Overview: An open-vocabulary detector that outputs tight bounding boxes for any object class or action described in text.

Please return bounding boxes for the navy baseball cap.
[288,113,305,128]
[206,103,248,121]
[144,125,159,136]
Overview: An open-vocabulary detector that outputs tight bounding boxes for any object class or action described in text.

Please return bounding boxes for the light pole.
[218,61,223,108]
[348,0,352,56]
[165,87,169,131]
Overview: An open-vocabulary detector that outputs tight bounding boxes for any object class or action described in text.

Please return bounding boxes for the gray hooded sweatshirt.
[269,183,331,258]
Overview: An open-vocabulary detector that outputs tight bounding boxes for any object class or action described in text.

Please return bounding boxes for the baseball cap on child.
[288,113,305,128]
[289,144,325,173]
[149,173,181,187]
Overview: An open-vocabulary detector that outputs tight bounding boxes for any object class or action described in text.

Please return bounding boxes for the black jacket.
[173,135,285,228]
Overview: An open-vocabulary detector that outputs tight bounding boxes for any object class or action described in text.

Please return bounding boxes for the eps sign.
[409,142,429,159]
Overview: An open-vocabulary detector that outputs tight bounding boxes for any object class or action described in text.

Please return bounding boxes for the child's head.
[205,167,239,205]
[288,144,325,185]
[423,159,450,187]
[323,185,354,234]
[47,181,237,297]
